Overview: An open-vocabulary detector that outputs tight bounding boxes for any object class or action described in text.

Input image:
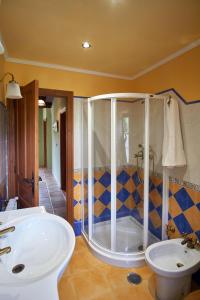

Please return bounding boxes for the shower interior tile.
[149,210,162,228]
[149,189,162,208]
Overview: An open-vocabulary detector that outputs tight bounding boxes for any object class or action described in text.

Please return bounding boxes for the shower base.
[83,216,158,268]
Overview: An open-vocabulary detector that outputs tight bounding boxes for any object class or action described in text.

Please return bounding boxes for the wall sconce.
[0,72,22,99]
[38,99,46,107]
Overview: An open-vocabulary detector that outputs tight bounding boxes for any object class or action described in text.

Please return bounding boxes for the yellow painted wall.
[0,55,5,103]
[131,46,200,102]
[4,61,134,97]
[4,46,200,100]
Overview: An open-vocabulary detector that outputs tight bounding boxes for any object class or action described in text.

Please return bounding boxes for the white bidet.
[145,238,200,300]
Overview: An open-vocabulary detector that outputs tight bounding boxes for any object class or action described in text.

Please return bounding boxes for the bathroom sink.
[0,211,75,300]
[145,238,200,300]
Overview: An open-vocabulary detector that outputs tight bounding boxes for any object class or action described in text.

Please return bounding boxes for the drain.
[127,273,142,285]
[12,264,25,274]
[176,263,184,268]
[138,245,143,251]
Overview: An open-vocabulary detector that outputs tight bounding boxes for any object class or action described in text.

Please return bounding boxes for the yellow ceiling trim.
[5,57,132,80]
[5,39,200,81]
[131,39,200,80]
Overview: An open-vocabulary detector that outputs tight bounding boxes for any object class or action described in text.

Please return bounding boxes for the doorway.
[7,84,74,225]
[38,96,67,218]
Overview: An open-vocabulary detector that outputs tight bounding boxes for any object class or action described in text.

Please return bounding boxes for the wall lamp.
[0,72,22,99]
[38,99,46,107]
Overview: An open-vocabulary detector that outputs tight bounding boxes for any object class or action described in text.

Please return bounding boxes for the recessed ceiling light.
[82,41,91,49]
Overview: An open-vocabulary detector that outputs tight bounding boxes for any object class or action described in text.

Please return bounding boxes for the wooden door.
[60,111,66,190]
[16,80,39,207]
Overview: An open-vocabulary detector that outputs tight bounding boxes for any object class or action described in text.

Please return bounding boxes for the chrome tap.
[0,227,15,257]
[181,233,192,245]
[0,246,11,256]
[0,226,15,237]
[194,239,200,251]
[181,233,200,250]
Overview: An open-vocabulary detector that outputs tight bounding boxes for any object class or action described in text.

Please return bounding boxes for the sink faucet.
[0,226,15,237]
[0,226,15,257]
[0,246,11,256]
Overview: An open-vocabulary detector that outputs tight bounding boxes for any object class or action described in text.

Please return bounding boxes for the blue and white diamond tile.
[117,170,130,185]
[173,213,193,235]
[132,190,141,205]
[132,172,141,187]
[99,207,111,221]
[117,188,130,203]
[99,171,111,188]
[196,203,200,211]
[99,190,111,206]
[174,188,194,211]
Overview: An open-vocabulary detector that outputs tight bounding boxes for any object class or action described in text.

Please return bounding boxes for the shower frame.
[82,93,168,267]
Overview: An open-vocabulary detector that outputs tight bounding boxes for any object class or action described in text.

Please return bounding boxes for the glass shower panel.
[148,99,164,243]
[115,99,145,253]
[82,100,89,235]
[92,99,111,250]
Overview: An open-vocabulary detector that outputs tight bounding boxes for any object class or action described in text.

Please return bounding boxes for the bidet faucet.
[181,233,191,245]
[0,226,15,237]
[181,233,200,250]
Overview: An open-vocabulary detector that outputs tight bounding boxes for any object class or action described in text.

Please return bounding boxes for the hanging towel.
[162,96,186,167]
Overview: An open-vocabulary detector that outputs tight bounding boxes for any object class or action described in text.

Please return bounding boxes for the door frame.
[43,119,47,168]
[60,109,66,191]
[39,88,74,225]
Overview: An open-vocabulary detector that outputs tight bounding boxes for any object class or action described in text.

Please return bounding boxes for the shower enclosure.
[82,93,167,267]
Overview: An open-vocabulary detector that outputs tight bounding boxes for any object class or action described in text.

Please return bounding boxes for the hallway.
[39,168,66,218]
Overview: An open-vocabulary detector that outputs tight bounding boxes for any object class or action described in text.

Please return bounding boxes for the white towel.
[162,96,186,167]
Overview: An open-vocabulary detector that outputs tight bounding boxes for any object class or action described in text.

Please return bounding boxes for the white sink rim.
[0,212,75,285]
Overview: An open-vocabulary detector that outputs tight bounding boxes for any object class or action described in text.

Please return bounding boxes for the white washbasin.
[0,209,75,300]
[145,238,200,300]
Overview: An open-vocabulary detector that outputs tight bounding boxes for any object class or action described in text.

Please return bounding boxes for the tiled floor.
[58,236,155,300]
[39,168,66,218]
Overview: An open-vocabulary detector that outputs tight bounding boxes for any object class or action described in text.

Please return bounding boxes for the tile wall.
[73,166,200,240]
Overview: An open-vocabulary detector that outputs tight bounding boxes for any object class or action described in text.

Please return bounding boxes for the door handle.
[23,173,42,195]
[23,176,42,184]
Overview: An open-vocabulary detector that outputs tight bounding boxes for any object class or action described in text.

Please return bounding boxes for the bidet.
[145,238,200,300]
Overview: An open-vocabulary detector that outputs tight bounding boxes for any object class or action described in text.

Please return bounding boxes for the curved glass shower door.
[88,99,112,250]
[87,96,147,253]
[115,99,145,253]
[84,93,165,266]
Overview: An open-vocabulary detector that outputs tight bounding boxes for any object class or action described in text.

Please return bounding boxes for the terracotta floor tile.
[58,276,78,300]
[68,270,111,300]
[59,236,155,300]
[39,168,66,218]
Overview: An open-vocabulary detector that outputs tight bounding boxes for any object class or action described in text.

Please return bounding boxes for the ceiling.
[0,0,200,78]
